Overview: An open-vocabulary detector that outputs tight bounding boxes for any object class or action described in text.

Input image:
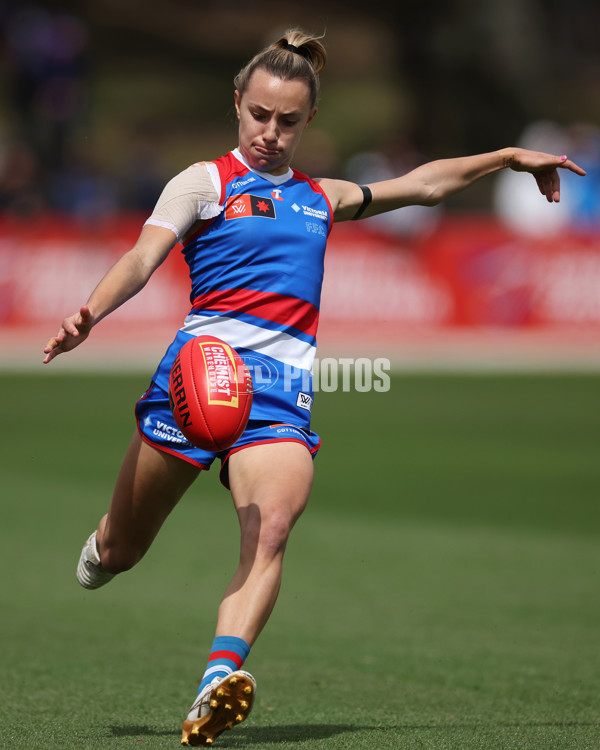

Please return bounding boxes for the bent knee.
[262,517,293,555]
[242,512,295,561]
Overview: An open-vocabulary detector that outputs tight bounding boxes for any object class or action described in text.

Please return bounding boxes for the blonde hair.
[234,29,327,109]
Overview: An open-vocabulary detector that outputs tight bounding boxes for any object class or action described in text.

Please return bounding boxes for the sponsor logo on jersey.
[225,194,276,220]
[153,419,190,444]
[272,425,303,437]
[231,176,256,188]
[271,188,284,201]
[301,205,328,221]
[144,414,190,445]
[296,391,313,411]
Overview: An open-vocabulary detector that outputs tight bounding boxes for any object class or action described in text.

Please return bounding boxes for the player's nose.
[263,118,278,143]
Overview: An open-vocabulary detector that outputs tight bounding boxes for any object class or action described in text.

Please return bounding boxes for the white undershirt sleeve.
[144,162,223,240]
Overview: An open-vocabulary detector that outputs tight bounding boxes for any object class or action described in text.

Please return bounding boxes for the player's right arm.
[44,161,222,364]
[43,224,176,364]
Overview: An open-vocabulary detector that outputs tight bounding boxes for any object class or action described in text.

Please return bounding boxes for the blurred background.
[1,0,599,369]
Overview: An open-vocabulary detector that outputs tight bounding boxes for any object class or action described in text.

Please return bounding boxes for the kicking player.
[44,28,585,747]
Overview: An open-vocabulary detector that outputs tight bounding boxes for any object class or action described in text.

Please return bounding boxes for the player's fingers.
[55,326,70,342]
[71,305,94,333]
[537,171,557,202]
[62,318,81,336]
[561,158,587,176]
[42,339,63,364]
[534,173,549,199]
[78,305,93,327]
[43,347,64,363]
[43,324,71,354]
[550,170,561,202]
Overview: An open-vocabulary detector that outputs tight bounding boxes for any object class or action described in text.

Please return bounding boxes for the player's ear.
[306,107,317,128]
[234,91,241,120]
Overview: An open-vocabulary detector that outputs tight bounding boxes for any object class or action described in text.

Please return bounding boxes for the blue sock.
[198,635,251,693]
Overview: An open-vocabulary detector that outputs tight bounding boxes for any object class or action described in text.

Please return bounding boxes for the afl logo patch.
[225,194,276,220]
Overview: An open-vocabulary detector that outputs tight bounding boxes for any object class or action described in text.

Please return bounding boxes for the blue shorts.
[135,382,321,489]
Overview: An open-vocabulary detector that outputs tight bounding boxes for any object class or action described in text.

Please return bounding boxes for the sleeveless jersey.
[151,150,333,429]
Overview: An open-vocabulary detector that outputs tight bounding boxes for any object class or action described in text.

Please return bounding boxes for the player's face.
[235,68,317,175]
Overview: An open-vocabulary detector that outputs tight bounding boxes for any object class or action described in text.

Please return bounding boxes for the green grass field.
[1,371,599,749]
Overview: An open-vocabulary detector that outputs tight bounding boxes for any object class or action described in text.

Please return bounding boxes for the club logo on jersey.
[225,194,276,220]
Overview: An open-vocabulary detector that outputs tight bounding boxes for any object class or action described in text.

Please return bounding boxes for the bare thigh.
[98,431,201,572]
[228,441,314,555]
[213,441,315,642]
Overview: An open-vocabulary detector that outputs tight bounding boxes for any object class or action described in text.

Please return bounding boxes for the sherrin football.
[168,336,253,451]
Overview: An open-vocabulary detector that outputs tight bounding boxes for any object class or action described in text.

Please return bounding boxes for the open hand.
[503,147,587,203]
[43,304,95,364]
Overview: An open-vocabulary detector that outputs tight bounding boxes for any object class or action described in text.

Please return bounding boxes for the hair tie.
[283,40,300,54]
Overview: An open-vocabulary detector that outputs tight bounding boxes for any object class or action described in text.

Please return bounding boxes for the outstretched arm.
[321,147,586,222]
[43,224,176,364]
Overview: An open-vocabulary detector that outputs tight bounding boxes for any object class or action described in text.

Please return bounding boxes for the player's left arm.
[319,147,586,222]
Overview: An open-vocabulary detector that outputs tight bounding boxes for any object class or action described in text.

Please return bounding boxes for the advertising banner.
[1,214,599,368]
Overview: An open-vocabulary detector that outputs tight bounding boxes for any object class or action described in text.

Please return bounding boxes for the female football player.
[43,28,586,747]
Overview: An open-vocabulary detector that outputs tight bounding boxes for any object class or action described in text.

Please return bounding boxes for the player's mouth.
[247,144,288,174]
[255,144,280,157]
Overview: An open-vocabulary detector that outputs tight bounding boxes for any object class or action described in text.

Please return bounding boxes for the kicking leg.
[77,430,200,587]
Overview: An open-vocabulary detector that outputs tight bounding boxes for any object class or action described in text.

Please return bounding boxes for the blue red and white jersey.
[151,149,333,429]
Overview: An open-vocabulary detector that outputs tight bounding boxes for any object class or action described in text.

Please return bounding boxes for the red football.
[168,336,253,451]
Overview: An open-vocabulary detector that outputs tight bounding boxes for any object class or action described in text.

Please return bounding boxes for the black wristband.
[352,185,372,220]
